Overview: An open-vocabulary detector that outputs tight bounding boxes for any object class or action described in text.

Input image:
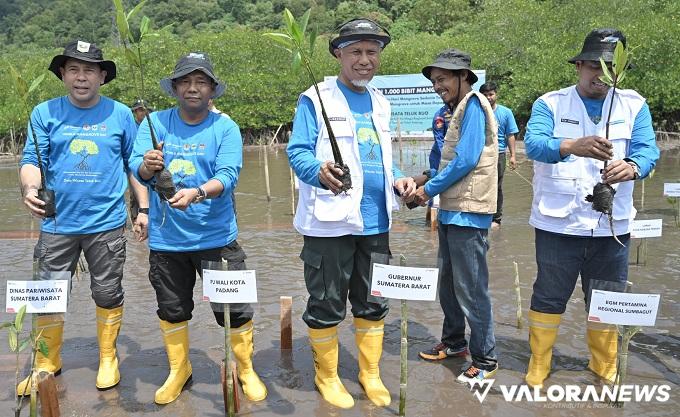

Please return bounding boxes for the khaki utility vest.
[438,91,499,213]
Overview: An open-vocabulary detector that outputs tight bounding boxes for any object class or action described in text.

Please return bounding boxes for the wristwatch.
[624,159,641,180]
[138,208,149,215]
[193,186,207,203]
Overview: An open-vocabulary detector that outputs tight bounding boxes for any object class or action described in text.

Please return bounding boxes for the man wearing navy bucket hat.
[18,39,148,395]
[287,18,416,409]
[523,29,659,389]
[129,52,267,404]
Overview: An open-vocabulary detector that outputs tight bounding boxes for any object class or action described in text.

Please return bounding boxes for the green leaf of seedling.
[140,15,150,38]
[292,51,302,73]
[14,305,27,332]
[283,9,295,35]
[599,58,613,86]
[127,0,147,21]
[124,48,140,68]
[9,327,18,352]
[263,33,294,49]
[309,27,318,57]
[18,338,31,353]
[300,9,311,36]
[648,169,655,179]
[27,73,45,96]
[0,322,11,330]
[38,339,49,358]
[9,65,28,98]
[614,41,627,77]
[617,72,626,85]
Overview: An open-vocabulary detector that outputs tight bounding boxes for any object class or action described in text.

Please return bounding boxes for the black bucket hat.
[329,18,391,56]
[568,28,627,64]
[422,48,478,84]
[160,52,226,98]
[48,40,116,84]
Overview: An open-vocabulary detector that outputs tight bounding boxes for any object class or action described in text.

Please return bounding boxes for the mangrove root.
[154,170,177,201]
[333,163,352,194]
[586,182,624,247]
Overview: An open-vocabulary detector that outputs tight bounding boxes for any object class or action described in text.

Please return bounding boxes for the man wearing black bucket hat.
[18,39,148,394]
[413,49,500,384]
[523,28,659,389]
[287,18,416,409]
[129,52,266,405]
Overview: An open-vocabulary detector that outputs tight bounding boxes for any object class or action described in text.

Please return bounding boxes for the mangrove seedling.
[1,305,49,417]
[112,0,176,200]
[585,40,632,246]
[9,66,55,218]
[263,9,352,194]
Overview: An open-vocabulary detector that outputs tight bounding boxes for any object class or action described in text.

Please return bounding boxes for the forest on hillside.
[1,0,679,145]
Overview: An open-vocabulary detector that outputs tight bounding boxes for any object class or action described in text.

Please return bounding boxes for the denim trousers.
[530,228,630,314]
[438,223,497,370]
[493,152,506,223]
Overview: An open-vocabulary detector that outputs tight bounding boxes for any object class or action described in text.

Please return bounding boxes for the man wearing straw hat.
[523,28,659,389]
[287,18,416,409]
[129,51,266,405]
[18,39,148,394]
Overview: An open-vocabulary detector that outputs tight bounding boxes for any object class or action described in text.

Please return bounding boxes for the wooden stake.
[222,305,237,416]
[398,255,408,417]
[38,373,59,417]
[514,261,522,329]
[263,145,271,202]
[429,208,438,231]
[280,296,293,350]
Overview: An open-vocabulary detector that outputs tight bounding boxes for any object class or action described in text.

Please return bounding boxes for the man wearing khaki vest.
[413,49,499,383]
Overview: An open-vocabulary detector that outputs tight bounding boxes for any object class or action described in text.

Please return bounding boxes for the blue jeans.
[530,228,630,314]
[438,224,497,370]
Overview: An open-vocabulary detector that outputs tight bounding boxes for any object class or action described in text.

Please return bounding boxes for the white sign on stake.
[631,219,663,238]
[588,290,660,326]
[663,183,680,197]
[370,263,438,301]
[202,269,258,304]
[5,280,69,313]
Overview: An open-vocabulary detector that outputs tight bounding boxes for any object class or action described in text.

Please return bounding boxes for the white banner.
[202,269,258,304]
[588,290,660,326]
[631,219,663,238]
[663,183,680,197]
[370,263,438,301]
[5,280,69,313]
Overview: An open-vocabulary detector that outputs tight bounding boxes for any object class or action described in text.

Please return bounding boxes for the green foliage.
[69,139,100,155]
[168,159,197,176]
[1,0,679,147]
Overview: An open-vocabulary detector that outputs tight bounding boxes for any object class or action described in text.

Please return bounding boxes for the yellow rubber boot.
[96,306,123,389]
[230,320,267,401]
[309,326,354,409]
[586,322,618,383]
[354,318,391,406]
[525,310,561,389]
[16,314,64,396]
[155,320,193,404]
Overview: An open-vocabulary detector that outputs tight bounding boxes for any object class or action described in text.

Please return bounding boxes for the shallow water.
[0,144,678,416]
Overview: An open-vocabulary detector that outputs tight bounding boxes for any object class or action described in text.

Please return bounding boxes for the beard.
[350,79,370,88]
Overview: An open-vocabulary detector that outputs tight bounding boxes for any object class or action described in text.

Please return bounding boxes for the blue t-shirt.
[424,96,493,229]
[20,96,137,234]
[287,79,404,235]
[429,105,453,170]
[493,104,519,153]
[129,109,242,252]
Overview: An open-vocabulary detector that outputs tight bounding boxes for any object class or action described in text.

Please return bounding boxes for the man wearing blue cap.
[130,52,266,405]
[287,18,416,409]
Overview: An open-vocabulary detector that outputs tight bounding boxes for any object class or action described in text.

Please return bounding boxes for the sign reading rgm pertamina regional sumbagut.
[202,269,258,304]
[370,263,439,301]
[5,280,69,313]
[663,183,680,197]
[588,290,660,326]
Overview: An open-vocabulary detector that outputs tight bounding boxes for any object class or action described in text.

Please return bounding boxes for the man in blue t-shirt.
[287,19,415,409]
[414,49,499,384]
[130,52,266,405]
[19,40,148,394]
[480,82,519,227]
